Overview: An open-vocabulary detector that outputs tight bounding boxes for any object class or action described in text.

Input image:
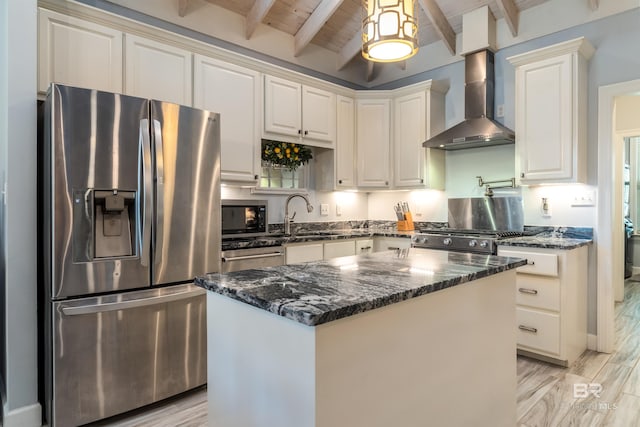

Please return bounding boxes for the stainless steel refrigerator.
[41,84,220,427]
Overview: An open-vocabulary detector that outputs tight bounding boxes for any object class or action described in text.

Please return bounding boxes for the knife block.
[397,212,414,231]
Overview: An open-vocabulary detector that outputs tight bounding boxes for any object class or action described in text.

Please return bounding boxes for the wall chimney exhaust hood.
[423,50,515,150]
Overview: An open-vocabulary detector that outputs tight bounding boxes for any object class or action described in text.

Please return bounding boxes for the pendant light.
[362,0,418,63]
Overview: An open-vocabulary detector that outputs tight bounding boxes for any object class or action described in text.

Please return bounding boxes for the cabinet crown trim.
[507,37,595,67]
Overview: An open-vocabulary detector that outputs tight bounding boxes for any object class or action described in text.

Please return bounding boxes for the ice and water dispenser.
[73,189,137,261]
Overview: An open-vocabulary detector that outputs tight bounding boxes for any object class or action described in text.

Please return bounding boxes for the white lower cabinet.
[286,237,391,264]
[323,240,356,260]
[373,237,411,252]
[497,245,588,366]
[355,239,374,254]
[285,243,324,264]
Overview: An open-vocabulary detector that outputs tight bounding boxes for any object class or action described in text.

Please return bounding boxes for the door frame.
[597,79,640,353]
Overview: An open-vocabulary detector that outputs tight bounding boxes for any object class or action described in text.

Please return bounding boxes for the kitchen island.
[195,248,527,427]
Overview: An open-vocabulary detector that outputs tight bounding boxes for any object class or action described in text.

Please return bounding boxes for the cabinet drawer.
[499,249,558,277]
[516,307,560,355]
[323,240,355,260]
[516,275,560,311]
[285,244,323,264]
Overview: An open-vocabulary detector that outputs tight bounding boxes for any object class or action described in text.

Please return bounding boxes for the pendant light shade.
[362,0,418,63]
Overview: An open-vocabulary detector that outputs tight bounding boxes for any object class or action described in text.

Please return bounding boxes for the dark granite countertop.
[498,235,592,250]
[195,248,527,326]
[221,228,414,251]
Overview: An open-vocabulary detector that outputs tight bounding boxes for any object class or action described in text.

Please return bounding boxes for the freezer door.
[151,101,221,285]
[49,284,206,427]
[45,84,151,299]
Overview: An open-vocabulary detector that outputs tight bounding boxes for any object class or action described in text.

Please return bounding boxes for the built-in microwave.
[221,199,268,238]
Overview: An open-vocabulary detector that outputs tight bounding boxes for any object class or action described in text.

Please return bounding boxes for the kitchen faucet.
[284,193,313,235]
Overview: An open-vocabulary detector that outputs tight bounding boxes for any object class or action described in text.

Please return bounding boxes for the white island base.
[206,270,517,427]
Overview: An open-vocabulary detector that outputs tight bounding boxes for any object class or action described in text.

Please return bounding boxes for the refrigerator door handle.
[61,288,205,316]
[139,119,153,267]
[153,119,165,268]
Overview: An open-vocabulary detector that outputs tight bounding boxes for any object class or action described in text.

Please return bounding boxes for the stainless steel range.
[411,197,525,255]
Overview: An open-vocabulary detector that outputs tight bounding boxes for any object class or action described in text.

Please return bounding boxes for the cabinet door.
[356,99,391,188]
[194,56,260,183]
[124,34,192,105]
[516,54,573,182]
[356,239,374,254]
[373,237,411,252]
[285,244,324,264]
[335,96,356,188]
[302,85,335,143]
[38,9,123,93]
[323,240,355,260]
[264,75,302,138]
[394,92,426,187]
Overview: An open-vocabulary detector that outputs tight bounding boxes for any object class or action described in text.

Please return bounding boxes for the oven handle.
[222,252,284,262]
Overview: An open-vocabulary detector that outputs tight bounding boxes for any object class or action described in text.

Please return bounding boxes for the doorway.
[597,80,640,353]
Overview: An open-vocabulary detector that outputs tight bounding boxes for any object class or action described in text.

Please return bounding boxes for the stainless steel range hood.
[424,50,515,150]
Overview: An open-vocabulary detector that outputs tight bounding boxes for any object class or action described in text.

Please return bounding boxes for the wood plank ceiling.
[179,0,598,77]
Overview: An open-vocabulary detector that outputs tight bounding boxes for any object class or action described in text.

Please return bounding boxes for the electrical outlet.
[336,204,342,216]
[320,203,329,216]
[496,104,505,118]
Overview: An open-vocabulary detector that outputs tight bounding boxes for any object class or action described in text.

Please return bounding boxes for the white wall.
[1,0,41,426]
[616,96,640,132]
[366,190,447,223]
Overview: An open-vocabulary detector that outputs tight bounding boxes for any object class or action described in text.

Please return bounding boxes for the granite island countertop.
[195,248,527,326]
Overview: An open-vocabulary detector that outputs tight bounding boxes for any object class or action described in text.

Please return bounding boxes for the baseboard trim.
[632,266,640,276]
[3,402,42,427]
[587,333,598,351]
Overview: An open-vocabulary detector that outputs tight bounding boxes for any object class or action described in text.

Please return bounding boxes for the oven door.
[221,246,284,273]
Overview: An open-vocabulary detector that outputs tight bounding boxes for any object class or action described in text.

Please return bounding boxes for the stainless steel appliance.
[221,245,285,273]
[222,199,268,237]
[423,50,515,150]
[411,197,525,254]
[41,84,220,427]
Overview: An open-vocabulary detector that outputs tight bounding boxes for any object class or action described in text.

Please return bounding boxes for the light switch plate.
[320,203,329,216]
[571,190,596,207]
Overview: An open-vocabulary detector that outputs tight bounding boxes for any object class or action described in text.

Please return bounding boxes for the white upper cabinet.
[38,9,123,94]
[356,98,391,188]
[508,38,594,184]
[124,34,192,105]
[393,81,446,189]
[193,55,261,183]
[335,95,356,188]
[264,75,336,148]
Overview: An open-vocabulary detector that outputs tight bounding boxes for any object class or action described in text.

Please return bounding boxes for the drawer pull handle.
[526,260,535,265]
[388,247,400,250]
[518,325,538,334]
[360,246,372,250]
[518,287,538,295]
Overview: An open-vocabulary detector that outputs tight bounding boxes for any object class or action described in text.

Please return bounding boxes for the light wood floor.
[86,276,640,427]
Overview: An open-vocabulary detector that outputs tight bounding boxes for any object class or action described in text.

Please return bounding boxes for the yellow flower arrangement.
[262,140,312,171]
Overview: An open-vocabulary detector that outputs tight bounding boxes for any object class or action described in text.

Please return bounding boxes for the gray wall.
[1,0,40,425]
